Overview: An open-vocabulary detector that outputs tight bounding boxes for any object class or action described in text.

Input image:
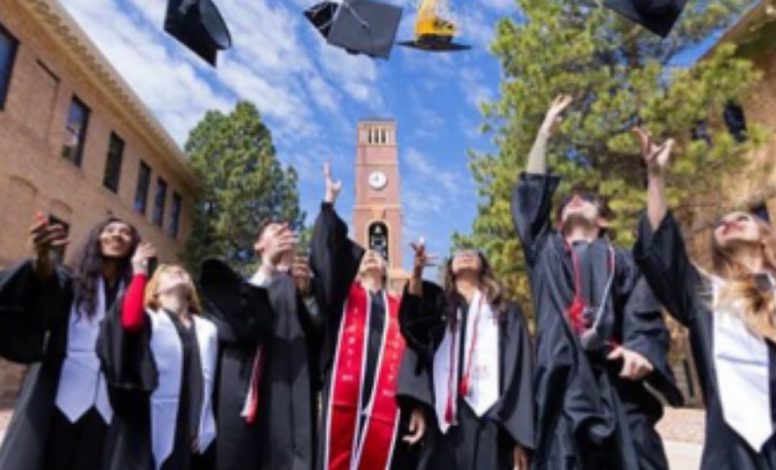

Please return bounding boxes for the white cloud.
[62,0,388,145]
[403,147,461,196]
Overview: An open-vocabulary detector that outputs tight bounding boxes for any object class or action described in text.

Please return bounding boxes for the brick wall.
[0,1,198,403]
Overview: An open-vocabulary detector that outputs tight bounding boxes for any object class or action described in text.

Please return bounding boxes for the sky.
[61,0,515,272]
[60,0,740,273]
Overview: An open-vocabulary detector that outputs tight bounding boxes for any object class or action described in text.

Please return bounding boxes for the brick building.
[667,0,776,406]
[0,0,198,404]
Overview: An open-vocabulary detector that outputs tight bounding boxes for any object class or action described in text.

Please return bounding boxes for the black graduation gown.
[634,212,776,469]
[398,281,536,470]
[97,305,214,470]
[512,173,683,470]
[0,260,121,470]
[199,259,319,470]
[310,202,424,470]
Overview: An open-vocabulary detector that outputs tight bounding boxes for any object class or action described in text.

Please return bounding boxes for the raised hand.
[409,238,436,278]
[323,162,343,205]
[632,127,675,174]
[266,225,298,265]
[540,94,574,135]
[131,242,157,276]
[29,212,69,278]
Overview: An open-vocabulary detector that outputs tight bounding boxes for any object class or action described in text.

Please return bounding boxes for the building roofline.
[702,0,775,60]
[20,0,198,190]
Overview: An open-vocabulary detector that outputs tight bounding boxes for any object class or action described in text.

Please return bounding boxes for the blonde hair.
[712,215,776,342]
[144,264,203,314]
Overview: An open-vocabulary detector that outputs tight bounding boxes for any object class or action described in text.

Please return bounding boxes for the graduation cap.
[603,0,689,38]
[164,0,232,66]
[398,0,470,52]
[304,0,403,60]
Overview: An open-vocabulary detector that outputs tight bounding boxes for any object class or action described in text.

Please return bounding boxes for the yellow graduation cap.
[398,0,470,52]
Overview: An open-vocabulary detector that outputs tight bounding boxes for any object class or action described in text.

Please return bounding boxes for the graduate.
[199,218,319,470]
[309,164,427,470]
[98,244,219,470]
[633,127,776,468]
[512,96,682,469]
[399,242,535,470]
[0,214,140,470]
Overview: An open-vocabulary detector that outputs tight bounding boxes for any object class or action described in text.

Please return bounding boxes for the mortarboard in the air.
[304,0,403,60]
[603,0,689,38]
[397,0,470,52]
[164,0,233,66]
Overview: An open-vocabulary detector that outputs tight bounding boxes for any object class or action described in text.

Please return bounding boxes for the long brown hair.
[712,215,776,342]
[441,251,508,325]
[144,264,203,314]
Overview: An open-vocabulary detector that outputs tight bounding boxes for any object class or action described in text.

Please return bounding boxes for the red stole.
[325,283,405,470]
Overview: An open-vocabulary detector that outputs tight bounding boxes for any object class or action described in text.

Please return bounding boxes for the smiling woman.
[0,215,140,470]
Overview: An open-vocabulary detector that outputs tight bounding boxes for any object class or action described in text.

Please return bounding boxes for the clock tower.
[353,119,408,291]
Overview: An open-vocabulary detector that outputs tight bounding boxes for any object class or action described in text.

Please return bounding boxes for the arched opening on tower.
[368,222,389,262]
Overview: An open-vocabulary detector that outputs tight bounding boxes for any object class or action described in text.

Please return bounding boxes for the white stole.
[432,290,500,433]
[55,278,113,424]
[712,276,774,451]
[148,309,219,470]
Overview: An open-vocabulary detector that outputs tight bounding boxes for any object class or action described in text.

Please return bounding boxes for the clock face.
[368,171,388,190]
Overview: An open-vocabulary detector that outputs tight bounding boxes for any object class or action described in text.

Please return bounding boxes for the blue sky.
[62,0,515,271]
[61,0,741,273]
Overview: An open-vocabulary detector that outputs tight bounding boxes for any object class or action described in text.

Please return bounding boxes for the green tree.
[184,101,304,275]
[462,0,764,311]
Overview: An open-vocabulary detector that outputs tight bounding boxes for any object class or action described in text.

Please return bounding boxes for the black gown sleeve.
[398,281,447,363]
[97,305,157,395]
[199,258,273,345]
[633,212,704,327]
[621,275,684,406]
[0,260,70,363]
[309,202,365,322]
[511,173,562,267]
[493,303,536,451]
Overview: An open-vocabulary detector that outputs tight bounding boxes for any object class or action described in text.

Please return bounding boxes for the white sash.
[712,276,774,451]
[55,278,113,424]
[148,310,219,469]
[432,290,500,433]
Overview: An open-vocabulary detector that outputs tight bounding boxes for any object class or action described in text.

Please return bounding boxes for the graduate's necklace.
[564,241,616,335]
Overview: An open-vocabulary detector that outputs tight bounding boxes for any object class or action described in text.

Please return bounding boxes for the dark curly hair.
[72,217,140,318]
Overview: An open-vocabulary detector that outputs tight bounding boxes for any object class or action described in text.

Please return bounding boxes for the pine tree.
[184,101,304,275]
[462,0,763,310]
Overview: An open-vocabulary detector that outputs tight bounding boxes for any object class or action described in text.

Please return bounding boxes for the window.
[723,102,747,143]
[102,133,125,193]
[48,215,70,264]
[134,161,151,214]
[0,24,18,110]
[61,96,90,165]
[169,192,182,237]
[152,177,167,226]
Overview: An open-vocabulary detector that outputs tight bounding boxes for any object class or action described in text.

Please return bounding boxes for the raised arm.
[0,213,72,363]
[526,94,572,174]
[511,96,572,266]
[632,128,701,326]
[400,241,445,360]
[309,163,364,320]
